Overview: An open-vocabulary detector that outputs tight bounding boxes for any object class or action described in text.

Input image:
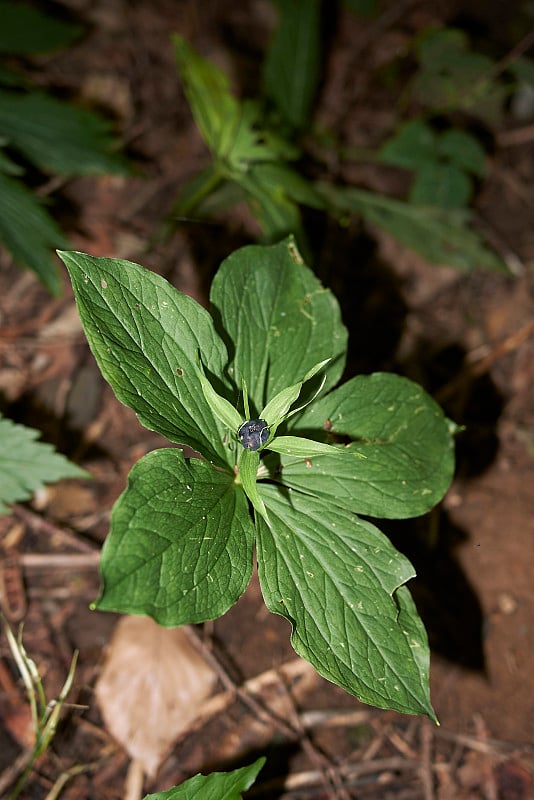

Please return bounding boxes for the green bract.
[60,237,457,721]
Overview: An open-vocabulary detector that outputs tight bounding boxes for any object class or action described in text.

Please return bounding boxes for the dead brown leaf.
[95,616,216,777]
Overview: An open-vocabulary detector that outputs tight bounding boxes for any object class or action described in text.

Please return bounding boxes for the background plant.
[169,3,534,272]
[0,0,128,294]
[0,412,88,515]
[61,237,457,720]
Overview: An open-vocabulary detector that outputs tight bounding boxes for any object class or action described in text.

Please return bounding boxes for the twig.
[435,319,534,404]
[182,628,350,799]
[420,722,435,800]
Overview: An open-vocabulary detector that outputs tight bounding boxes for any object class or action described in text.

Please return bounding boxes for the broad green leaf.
[409,162,472,209]
[263,0,322,130]
[143,757,265,800]
[59,251,232,466]
[0,1,82,54]
[437,129,486,176]
[269,372,455,518]
[325,185,507,271]
[256,485,436,719]
[0,172,67,294]
[379,119,437,170]
[0,414,87,514]
[96,449,254,626]
[0,90,128,175]
[210,237,347,415]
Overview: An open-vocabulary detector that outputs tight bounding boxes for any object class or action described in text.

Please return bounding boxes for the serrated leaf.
[0,414,87,514]
[59,251,232,466]
[269,372,455,518]
[263,0,322,130]
[409,162,472,209]
[256,485,436,719]
[210,237,347,415]
[0,90,128,175]
[0,172,67,294]
[143,757,265,800]
[96,449,254,626]
[0,1,82,54]
[325,185,507,271]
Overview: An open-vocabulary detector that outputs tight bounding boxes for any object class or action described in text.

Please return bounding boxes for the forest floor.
[0,1,533,798]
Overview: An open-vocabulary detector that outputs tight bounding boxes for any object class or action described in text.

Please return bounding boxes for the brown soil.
[1,1,533,798]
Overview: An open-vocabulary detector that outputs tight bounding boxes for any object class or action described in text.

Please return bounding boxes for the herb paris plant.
[60,238,456,720]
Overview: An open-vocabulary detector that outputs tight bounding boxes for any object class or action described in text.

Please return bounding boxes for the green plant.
[1,615,78,800]
[0,0,129,294]
[60,237,457,720]
[170,6,516,272]
[143,758,265,800]
[0,412,88,514]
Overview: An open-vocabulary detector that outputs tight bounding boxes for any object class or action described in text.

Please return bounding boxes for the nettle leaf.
[59,251,232,467]
[210,237,347,415]
[96,449,254,626]
[143,757,265,800]
[256,485,435,719]
[0,414,87,514]
[271,372,455,518]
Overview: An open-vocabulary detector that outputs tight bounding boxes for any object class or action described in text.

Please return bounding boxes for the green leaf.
[143,757,265,800]
[413,27,506,124]
[238,166,305,243]
[409,162,472,209]
[268,434,357,459]
[263,0,322,130]
[0,1,82,54]
[269,372,455,518]
[325,185,508,271]
[508,56,534,87]
[0,90,128,175]
[256,485,436,719]
[0,172,67,295]
[96,449,254,626]
[198,364,242,433]
[173,37,274,169]
[210,237,347,415]
[437,129,486,176]
[238,448,268,521]
[0,413,87,514]
[58,251,233,467]
[379,119,437,170]
[261,358,329,427]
